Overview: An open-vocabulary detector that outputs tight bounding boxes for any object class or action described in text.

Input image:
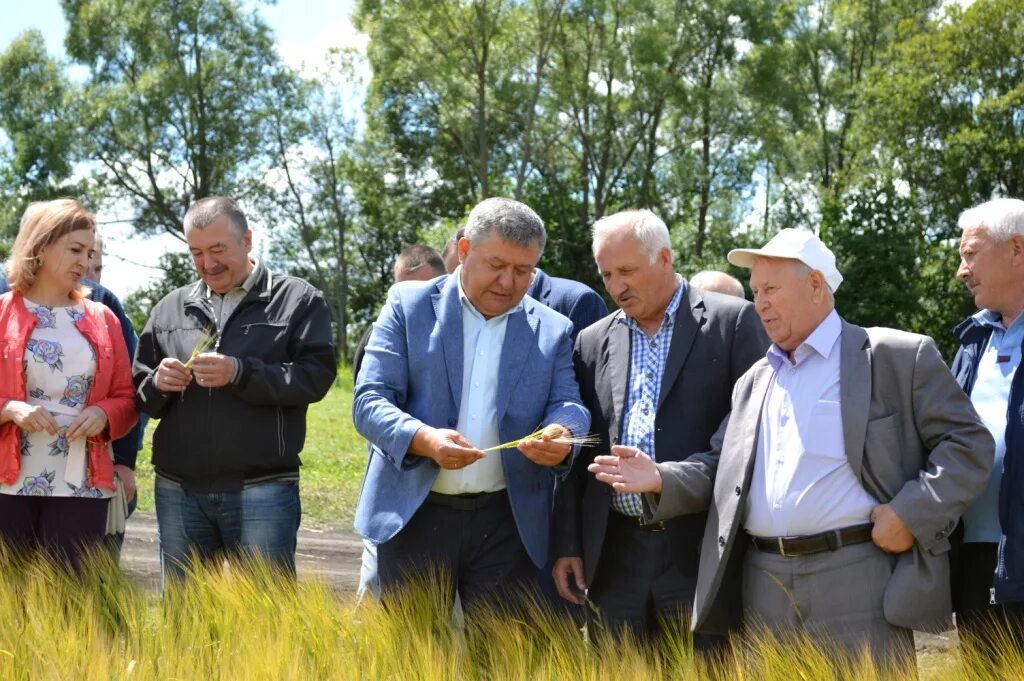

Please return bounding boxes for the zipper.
[241,322,287,335]
[276,407,285,457]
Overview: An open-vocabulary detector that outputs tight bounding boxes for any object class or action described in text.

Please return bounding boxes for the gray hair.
[591,209,671,264]
[183,196,249,238]
[464,198,546,252]
[958,198,1024,243]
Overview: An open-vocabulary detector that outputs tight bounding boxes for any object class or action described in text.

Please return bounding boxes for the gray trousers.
[742,539,915,671]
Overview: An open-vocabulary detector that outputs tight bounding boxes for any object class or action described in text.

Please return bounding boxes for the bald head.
[689,270,745,299]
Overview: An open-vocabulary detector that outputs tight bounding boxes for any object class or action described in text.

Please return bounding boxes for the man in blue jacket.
[354,197,590,616]
[951,197,1024,654]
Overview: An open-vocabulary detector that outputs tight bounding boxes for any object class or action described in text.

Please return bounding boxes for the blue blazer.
[353,273,590,567]
[527,268,608,343]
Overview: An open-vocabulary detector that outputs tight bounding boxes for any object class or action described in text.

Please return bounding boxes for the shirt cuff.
[229,357,243,385]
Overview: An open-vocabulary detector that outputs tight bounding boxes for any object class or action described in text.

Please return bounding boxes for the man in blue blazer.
[527,268,608,342]
[354,197,590,614]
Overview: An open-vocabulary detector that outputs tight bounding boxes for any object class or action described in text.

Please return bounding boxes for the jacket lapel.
[840,321,871,479]
[496,303,539,421]
[658,285,704,411]
[606,313,630,441]
[431,276,464,409]
[739,363,773,482]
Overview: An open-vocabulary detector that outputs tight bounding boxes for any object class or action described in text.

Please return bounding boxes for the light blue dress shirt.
[430,272,521,495]
[745,310,878,538]
[963,309,1024,543]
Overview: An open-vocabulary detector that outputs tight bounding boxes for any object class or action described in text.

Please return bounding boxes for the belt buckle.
[777,537,788,557]
[638,515,663,531]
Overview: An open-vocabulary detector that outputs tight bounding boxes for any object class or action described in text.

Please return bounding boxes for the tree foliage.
[0,0,1022,359]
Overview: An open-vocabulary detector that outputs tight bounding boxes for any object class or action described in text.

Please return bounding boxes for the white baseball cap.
[727,228,843,292]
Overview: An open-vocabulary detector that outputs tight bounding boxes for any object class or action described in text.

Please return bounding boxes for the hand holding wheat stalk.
[184,328,218,368]
[481,425,601,453]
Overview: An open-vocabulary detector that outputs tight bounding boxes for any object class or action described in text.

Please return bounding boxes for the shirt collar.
[971,308,1024,334]
[206,258,260,299]
[766,309,841,371]
[456,269,523,322]
[618,274,685,331]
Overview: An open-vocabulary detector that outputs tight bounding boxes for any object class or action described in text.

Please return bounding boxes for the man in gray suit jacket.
[588,228,994,668]
[551,210,767,641]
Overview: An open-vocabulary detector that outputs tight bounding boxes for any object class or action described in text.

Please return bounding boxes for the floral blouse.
[0,299,110,499]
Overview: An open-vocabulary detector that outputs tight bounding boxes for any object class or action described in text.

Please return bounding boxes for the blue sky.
[0,0,363,298]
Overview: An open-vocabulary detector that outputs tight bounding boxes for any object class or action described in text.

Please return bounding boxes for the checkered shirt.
[611,277,685,516]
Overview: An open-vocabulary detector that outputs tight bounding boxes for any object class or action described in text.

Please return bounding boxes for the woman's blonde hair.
[4,198,95,301]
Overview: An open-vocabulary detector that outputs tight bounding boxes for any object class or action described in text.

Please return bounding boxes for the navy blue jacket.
[952,317,1024,604]
[0,274,144,469]
[527,268,608,342]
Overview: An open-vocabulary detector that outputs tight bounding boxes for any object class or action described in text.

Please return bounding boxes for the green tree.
[858,0,1023,344]
[62,0,286,239]
[0,30,81,256]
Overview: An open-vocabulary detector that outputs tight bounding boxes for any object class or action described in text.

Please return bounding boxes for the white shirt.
[430,273,521,495]
[744,310,878,537]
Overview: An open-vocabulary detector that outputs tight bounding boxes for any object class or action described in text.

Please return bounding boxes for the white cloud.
[278,16,370,79]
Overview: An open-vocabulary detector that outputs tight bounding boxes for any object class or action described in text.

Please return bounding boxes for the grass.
[133,365,367,529]
[0,550,1017,681]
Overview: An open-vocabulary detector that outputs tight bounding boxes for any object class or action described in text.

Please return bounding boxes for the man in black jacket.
[133,196,336,581]
[552,209,767,642]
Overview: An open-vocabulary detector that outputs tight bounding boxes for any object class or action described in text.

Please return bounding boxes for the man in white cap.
[586,228,994,669]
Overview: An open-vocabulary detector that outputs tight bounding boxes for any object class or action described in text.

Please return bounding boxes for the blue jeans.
[155,476,301,585]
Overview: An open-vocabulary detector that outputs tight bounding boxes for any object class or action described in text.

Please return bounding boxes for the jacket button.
[718,536,726,547]
[448,418,457,427]
[734,486,741,495]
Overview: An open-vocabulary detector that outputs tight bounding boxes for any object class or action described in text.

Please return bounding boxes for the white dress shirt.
[745,310,878,537]
[431,273,520,495]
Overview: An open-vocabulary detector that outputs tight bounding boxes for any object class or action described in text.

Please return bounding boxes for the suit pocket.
[863,414,906,499]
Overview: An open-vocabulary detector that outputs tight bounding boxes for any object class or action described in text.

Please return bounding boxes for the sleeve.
[351,286,428,471]
[228,287,338,406]
[645,413,726,522]
[133,298,176,419]
[540,320,591,479]
[888,337,995,551]
[93,307,139,442]
[95,290,145,468]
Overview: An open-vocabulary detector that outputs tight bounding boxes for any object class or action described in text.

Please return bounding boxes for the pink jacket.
[0,291,138,491]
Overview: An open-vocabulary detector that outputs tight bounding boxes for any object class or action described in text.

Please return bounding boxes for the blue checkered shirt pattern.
[611,278,685,516]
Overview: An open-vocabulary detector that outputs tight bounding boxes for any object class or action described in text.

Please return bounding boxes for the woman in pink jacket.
[0,199,137,570]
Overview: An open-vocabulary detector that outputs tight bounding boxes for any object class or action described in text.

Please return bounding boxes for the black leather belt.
[750,523,874,557]
[426,490,507,511]
[611,510,666,532]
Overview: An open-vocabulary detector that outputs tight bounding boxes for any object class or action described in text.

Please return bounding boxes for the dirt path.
[119,512,364,592]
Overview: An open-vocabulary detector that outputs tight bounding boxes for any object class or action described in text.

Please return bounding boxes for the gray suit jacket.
[648,320,994,634]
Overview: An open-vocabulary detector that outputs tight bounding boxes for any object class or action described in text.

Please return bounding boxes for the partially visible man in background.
[951,197,1024,656]
[689,270,745,299]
